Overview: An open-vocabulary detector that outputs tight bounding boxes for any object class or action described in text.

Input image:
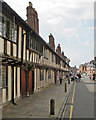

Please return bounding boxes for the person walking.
[59,74,62,85]
[66,73,70,84]
[78,73,81,82]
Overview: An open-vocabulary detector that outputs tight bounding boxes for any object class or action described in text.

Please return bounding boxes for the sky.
[3,0,95,68]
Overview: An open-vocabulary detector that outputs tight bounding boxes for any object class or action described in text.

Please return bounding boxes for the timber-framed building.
[0,1,70,106]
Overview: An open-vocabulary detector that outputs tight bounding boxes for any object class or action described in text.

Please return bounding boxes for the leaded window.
[48,70,51,79]
[40,69,44,81]
[0,14,17,43]
[2,65,6,88]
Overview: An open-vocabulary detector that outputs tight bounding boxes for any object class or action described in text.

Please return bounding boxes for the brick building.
[0,2,70,106]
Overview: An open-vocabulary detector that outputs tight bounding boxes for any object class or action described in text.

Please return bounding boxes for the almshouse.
[0,1,70,106]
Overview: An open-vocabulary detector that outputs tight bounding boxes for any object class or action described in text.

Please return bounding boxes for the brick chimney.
[27,2,39,34]
[56,44,61,57]
[49,33,55,51]
[61,51,64,59]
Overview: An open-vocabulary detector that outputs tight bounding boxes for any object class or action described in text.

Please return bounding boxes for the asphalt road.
[64,76,95,119]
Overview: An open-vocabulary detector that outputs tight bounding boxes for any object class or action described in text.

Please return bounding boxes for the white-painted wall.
[17,67,20,97]
[13,44,17,57]
[8,66,12,101]
[2,88,6,103]
[23,30,26,60]
[34,68,36,91]
[18,27,22,58]
[0,38,4,54]
[27,50,29,61]
[14,67,16,98]
[7,41,11,56]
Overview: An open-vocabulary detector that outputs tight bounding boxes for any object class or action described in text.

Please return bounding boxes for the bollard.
[65,83,67,92]
[50,99,55,115]
[68,78,70,84]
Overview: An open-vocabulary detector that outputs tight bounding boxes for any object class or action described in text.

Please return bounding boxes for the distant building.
[71,66,78,74]
[79,60,95,75]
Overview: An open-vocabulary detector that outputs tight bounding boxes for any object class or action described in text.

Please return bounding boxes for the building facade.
[79,61,95,75]
[0,2,70,106]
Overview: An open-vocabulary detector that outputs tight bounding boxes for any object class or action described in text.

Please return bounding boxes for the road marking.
[69,82,76,120]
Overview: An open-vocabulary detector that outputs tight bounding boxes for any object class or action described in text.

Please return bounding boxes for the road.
[64,75,95,119]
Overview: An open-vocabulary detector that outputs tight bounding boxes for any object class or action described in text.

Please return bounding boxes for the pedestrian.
[93,73,95,80]
[57,75,59,84]
[78,73,81,82]
[66,73,70,84]
[59,75,62,85]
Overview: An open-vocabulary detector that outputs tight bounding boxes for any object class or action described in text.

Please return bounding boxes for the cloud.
[84,40,94,47]
[84,40,90,46]
[63,27,79,39]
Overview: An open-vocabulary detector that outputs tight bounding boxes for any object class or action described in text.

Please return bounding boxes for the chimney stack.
[56,44,61,57]
[62,51,66,61]
[27,2,39,34]
[49,33,55,51]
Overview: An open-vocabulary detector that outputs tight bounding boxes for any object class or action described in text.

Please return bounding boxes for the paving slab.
[2,80,73,119]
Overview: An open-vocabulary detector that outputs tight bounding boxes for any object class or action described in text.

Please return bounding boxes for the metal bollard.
[50,99,55,115]
[65,83,67,92]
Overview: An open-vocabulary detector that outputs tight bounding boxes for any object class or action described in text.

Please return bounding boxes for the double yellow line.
[69,82,76,120]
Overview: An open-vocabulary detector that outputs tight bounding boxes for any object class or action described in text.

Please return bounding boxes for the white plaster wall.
[14,67,16,99]
[33,53,34,62]
[17,67,20,97]
[8,66,12,101]
[0,38,4,54]
[7,41,11,56]
[2,89,6,103]
[13,44,17,57]
[27,50,29,61]
[18,27,22,58]
[23,30,26,60]
[30,52,32,62]
[37,69,40,89]
[34,69,37,91]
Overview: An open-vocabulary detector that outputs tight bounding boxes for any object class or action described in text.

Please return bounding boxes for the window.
[0,15,2,36]
[6,20,10,39]
[48,70,51,79]
[44,47,48,59]
[52,54,55,62]
[2,65,7,88]
[56,56,60,65]
[12,24,17,43]
[40,44,43,54]
[0,14,17,43]
[2,16,6,37]
[27,35,43,54]
[40,69,44,81]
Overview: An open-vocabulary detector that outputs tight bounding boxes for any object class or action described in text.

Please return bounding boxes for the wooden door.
[21,70,26,97]
[28,71,34,94]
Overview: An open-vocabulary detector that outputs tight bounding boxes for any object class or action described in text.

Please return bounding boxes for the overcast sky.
[4,0,95,68]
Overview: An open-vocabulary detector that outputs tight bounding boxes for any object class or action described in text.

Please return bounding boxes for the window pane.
[6,20,10,39]
[2,16,6,37]
[40,69,44,81]
[2,66,6,88]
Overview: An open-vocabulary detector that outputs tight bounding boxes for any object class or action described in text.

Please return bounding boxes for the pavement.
[64,75,95,119]
[2,79,73,119]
